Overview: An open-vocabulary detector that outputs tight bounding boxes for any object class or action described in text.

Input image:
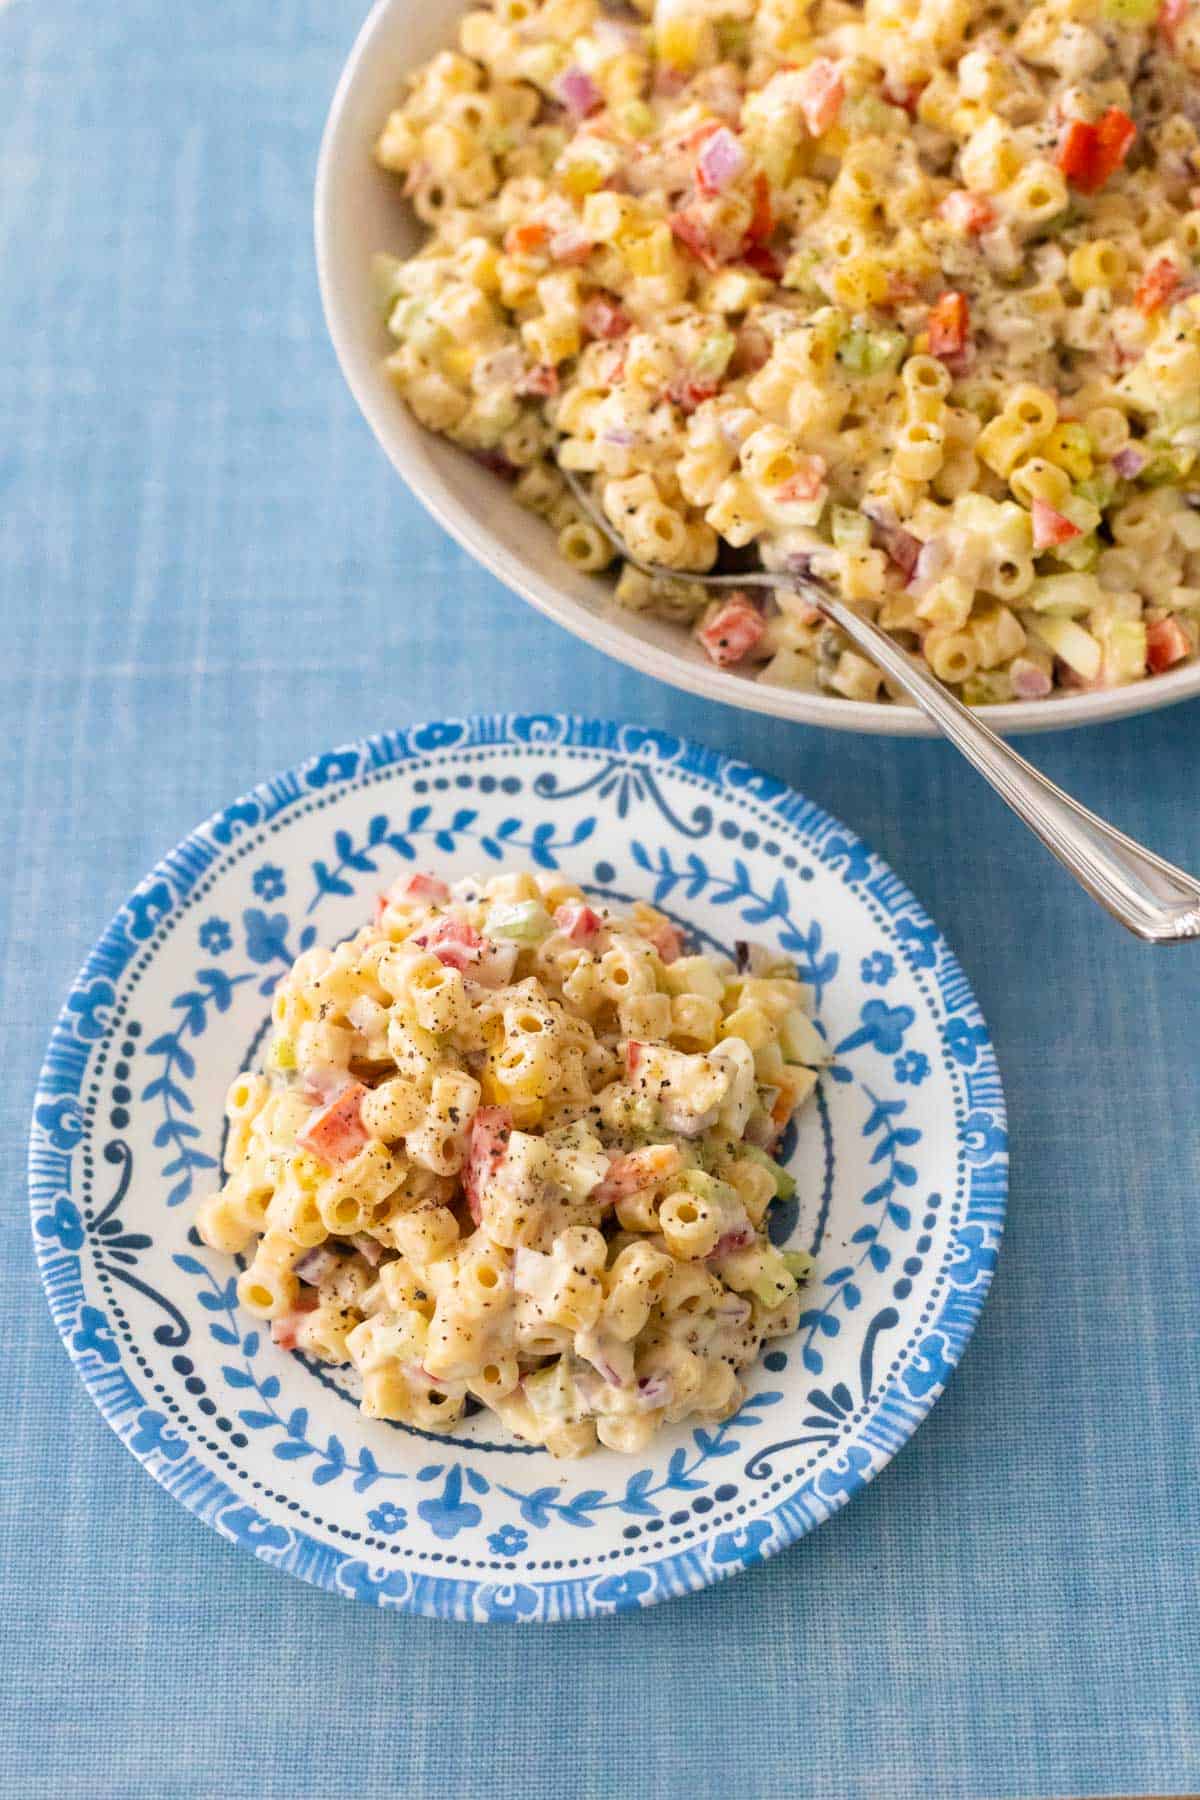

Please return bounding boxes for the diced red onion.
[633,1373,673,1411]
[350,1233,384,1267]
[602,427,638,446]
[1011,660,1054,700]
[1111,446,1146,479]
[743,1111,778,1149]
[295,1245,342,1286]
[863,503,922,578]
[909,536,950,594]
[554,67,603,119]
[712,1293,753,1326]
[697,126,747,194]
[709,1225,756,1258]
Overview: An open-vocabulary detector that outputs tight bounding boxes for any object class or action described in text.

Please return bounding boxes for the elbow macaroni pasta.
[198,869,821,1457]
[370,0,1200,704]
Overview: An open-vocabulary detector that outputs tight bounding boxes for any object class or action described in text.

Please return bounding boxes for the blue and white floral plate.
[30,715,1006,1620]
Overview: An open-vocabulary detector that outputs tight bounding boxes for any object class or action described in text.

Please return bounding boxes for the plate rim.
[29,713,1008,1618]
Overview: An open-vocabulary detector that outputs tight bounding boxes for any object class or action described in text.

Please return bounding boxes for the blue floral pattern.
[29,713,1007,1622]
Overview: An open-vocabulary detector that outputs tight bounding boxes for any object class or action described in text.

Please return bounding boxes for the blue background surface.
[2,3,1197,1796]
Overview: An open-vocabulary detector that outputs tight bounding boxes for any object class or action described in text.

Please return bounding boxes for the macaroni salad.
[371,0,1200,704]
[198,870,823,1456]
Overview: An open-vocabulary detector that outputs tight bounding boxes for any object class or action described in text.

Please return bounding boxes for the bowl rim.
[313,0,1200,740]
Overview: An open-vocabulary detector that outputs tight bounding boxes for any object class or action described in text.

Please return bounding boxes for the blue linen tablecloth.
[2,4,1197,1796]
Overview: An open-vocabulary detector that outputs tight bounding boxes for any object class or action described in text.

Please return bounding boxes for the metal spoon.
[561,468,1200,942]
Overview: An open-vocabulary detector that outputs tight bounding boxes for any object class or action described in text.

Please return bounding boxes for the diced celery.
[744,1244,798,1309]
[1100,618,1147,683]
[523,1360,578,1422]
[485,900,553,943]
[371,254,409,317]
[618,99,655,139]
[838,328,906,377]
[692,331,737,383]
[1102,0,1159,23]
[386,295,428,342]
[963,671,1014,706]
[661,955,725,1001]
[781,1249,814,1283]
[1075,475,1116,510]
[741,1143,797,1201]
[1032,615,1102,679]
[781,1007,828,1066]
[268,1035,296,1072]
[831,506,871,550]
[1027,572,1100,616]
[677,1169,740,1209]
[1054,533,1100,572]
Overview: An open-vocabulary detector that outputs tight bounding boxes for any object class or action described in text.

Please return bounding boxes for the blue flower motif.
[34,1195,84,1250]
[129,1409,187,1462]
[198,917,232,955]
[475,1582,540,1621]
[35,1094,85,1150]
[836,999,915,1057]
[305,748,363,788]
[860,951,895,987]
[947,1223,997,1289]
[815,1444,873,1501]
[252,863,286,901]
[509,715,564,746]
[243,908,289,966]
[367,1502,408,1536]
[711,1520,774,1568]
[943,1015,990,1067]
[591,1569,654,1611]
[962,1109,1007,1164]
[487,1523,528,1558]
[72,1304,119,1365]
[210,798,261,845]
[902,1332,953,1399]
[66,976,116,1042]
[219,1504,292,1553]
[821,835,872,883]
[894,915,939,969]
[416,1466,483,1541]
[335,1561,412,1607]
[124,880,172,941]
[894,1050,930,1086]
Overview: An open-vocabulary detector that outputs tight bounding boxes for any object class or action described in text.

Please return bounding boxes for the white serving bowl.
[315,0,1200,737]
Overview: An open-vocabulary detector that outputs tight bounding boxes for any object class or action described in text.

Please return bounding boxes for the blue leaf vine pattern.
[796,1088,920,1376]
[308,808,597,913]
[171,1249,783,1534]
[142,914,315,1208]
[628,844,839,1005]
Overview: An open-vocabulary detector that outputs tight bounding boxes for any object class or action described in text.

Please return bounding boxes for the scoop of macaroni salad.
[198,870,824,1456]
[371,0,1200,704]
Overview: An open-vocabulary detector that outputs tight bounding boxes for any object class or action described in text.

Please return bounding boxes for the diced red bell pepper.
[746,171,775,244]
[581,294,632,340]
[298,1082,370,1168]
[626,1040,644,1075]
[1134,257,1180,316]
[798,59,844,136]
[554,901,603,942]
[775,454,826,503]
[1147,615,1192,672]
[421,915,488,971]
[1057,108,1136,194]
[938,190,994,234]
[372,892,390,926]
[667,373,720,413]
[927,291,969,358]
[504,220,548,255]
[668,209,722,271]
[742,242,784,280]
[1031,499,1082,550]
[516,364,560,398]
[593,1144,683,1208]
[463,1106,512,1224]
[697,597,766,667]
[882,74,924,115]
[398,872,450,905]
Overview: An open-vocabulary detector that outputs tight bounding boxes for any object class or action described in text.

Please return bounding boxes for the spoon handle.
[817,590,1200,943]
